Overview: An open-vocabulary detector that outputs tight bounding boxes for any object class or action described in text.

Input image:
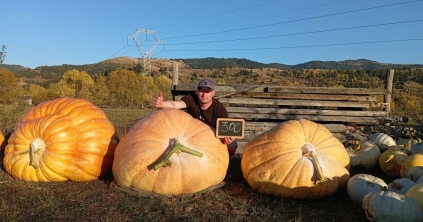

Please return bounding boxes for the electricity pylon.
[128,29,163,75]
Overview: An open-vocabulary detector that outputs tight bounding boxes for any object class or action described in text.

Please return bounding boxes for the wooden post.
[172,62,179,101]
[172,62,178,86]
[385,69,394,115]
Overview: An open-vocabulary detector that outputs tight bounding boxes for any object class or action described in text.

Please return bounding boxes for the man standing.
[153,79,238,155]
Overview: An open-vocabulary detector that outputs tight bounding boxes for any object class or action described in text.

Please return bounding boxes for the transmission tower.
[128,29,163,75]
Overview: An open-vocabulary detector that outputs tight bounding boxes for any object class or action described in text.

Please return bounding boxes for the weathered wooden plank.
[244,122,346,133]
[173,84,265,92]
[219,98,370,108]
[267,86,389,95]
[173,84,389,95]
[226,107,388,117]
[217,92,378,102]
[228,113,380,123]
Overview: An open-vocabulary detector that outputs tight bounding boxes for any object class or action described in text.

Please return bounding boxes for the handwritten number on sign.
[220,121,241,133]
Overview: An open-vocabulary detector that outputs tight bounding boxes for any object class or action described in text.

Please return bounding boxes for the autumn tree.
[28,84,57,104]
[90,74,109,107]
[155,75,172,100]
[138,74,157,108]
[0,69,21,104]
[107,69,141,107]
[50,69,94,100]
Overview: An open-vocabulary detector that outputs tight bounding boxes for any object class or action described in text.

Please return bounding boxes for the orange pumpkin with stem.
[3,98,118,182]
[0,131,5,151]
[241,119,350,199]
[112,108,229,195]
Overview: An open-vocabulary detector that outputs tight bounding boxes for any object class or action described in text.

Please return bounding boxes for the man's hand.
[220,136,234,145]
[153,92,163,108]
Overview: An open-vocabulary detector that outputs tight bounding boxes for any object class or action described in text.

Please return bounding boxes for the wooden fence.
[171,68,394,153]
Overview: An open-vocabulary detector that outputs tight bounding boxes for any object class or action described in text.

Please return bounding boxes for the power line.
[107,45,131,59]
[108,0,422,60]
[150,0,284,29]
[163,38,423,51]
[158,0,350,34]
[98,1,351,60]
[83,37,128,63]
[163,19,423,45]
[161,0,422,40]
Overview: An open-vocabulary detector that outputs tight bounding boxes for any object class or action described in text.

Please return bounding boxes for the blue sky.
[1,0,422,69]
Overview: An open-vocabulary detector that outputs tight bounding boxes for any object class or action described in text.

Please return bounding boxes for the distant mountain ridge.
[172,57,423,70]
[1,57,422,72]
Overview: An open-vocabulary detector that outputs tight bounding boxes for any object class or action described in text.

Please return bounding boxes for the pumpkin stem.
[153,138,203,171]
[392,182,402,190]
[301,143,327,182]
[384,155,394,163]
[19,138,46,169]
[352,139,361,151]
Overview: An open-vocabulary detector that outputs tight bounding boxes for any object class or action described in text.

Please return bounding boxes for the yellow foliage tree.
[50,69,94,100]
[90,75,109,106]
[28,84,57,104]
[138,74,157,108]
[155,75,172,100]
[107,69,141,107]
[0,69,21,104]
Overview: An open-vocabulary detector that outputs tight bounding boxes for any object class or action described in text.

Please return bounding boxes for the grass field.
[0,154,385,222]
[0,107,396,221]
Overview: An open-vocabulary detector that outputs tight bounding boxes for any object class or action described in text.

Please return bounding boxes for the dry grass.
[0,107,395,222]
[0,154,380,222]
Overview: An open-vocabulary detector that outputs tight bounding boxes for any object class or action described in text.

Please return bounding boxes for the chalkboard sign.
[216,118,245,138]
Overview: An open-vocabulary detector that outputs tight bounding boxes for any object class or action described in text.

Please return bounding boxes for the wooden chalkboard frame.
[216,118,245,139]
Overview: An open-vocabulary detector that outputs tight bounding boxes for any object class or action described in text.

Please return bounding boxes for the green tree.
[50,69,94,100]
[0,69,21,104]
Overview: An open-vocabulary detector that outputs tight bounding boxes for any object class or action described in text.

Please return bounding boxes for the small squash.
[363,191,423,222]
[346,140,380,170]
[347,174,387,206]
[400,154,423,178]
[368,133,395,152]
[112,108,229,195]
[241,119,350,199]
[388,178,415,194]
[3,98,118,182]
[405,183,423,209]
[397,138,419,154]
[410,139,423,155]
[379,146,408,177]
[407,166,423,182]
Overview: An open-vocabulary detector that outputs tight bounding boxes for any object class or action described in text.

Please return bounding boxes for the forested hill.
[1,57,422,75]
[173,58,423,70]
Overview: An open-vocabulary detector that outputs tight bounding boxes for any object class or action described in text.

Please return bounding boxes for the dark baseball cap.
[197,79,215,92]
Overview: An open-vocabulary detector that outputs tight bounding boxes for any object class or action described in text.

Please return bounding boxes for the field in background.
[102,107,155,139]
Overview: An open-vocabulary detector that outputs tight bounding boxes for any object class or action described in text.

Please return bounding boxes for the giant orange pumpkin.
[0,131,5,151]
[112,108,229,195]
[241,119,350,199]
[3,98,118,182]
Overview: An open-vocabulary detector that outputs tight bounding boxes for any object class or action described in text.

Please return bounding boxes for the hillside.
[2,57,422,74]
[2,57,422,88]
